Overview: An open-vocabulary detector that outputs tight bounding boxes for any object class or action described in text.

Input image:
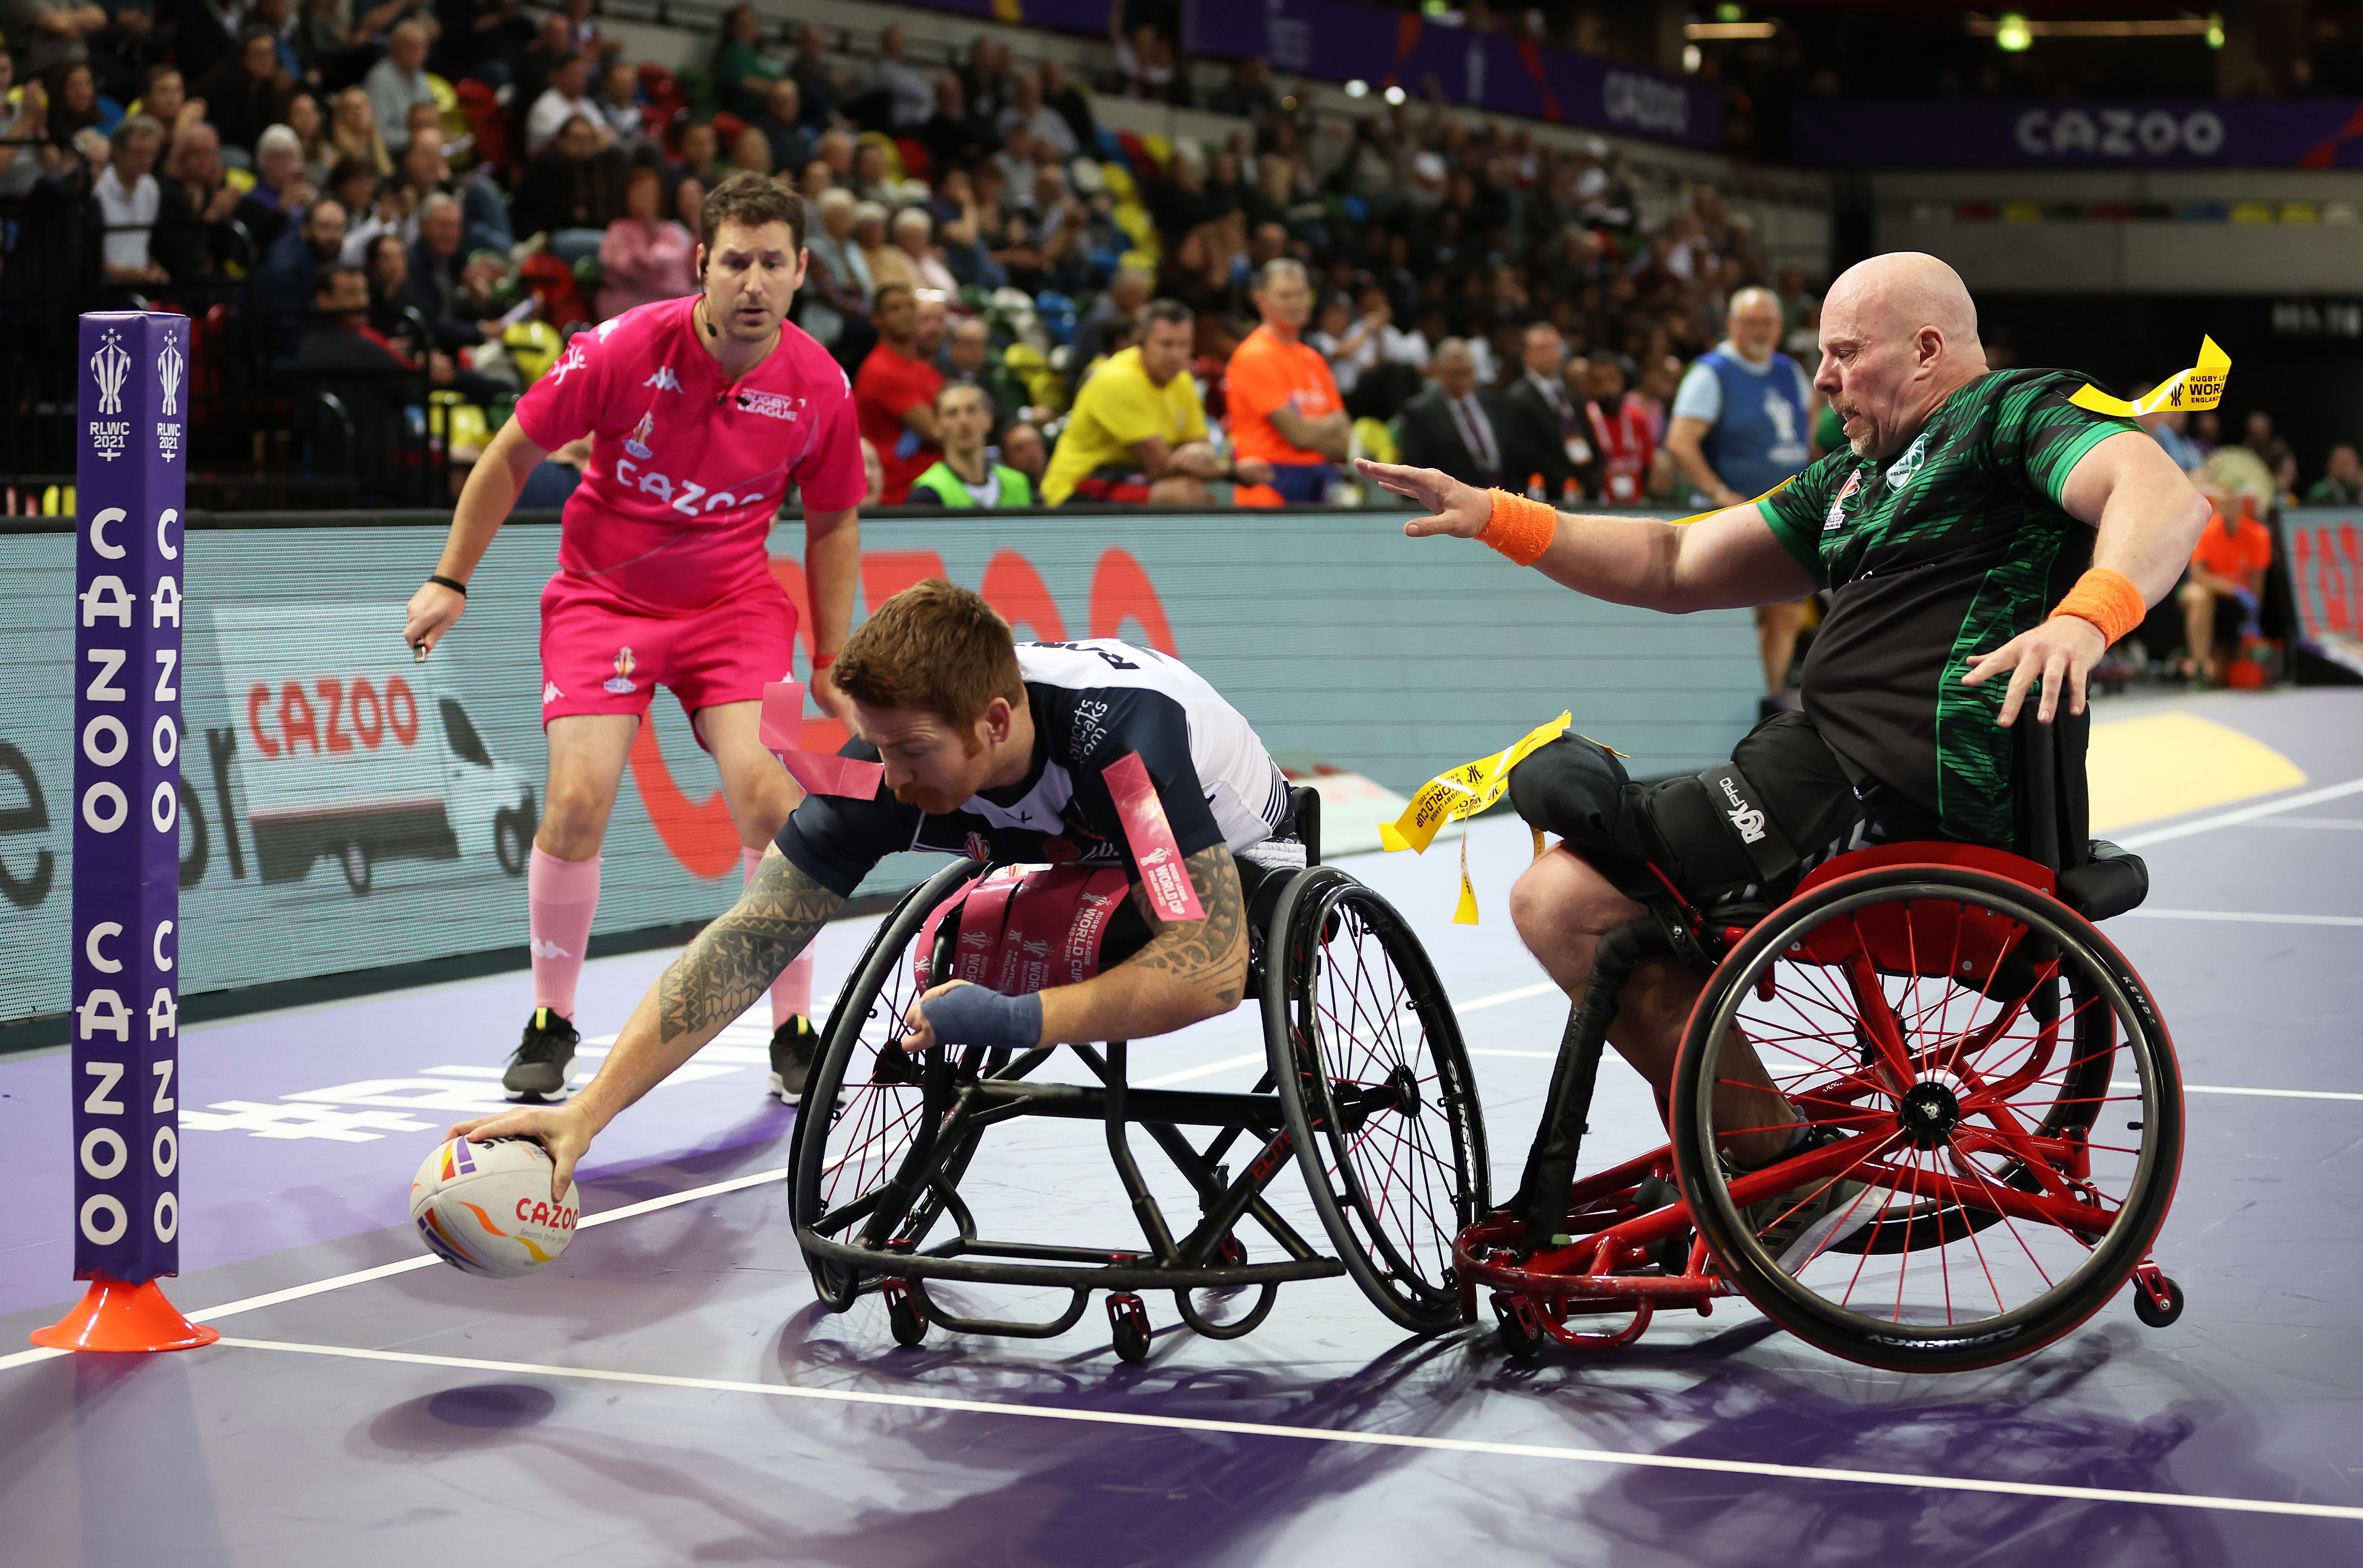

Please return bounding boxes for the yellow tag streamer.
[1663,474,1797,527]
[1454,829,1480,925]
[2069,336,2231,418]
[1380,712,1574,856]
[1382,714,1577,925]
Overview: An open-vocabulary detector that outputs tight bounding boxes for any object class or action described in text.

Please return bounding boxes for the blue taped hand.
[918,984,1043,1052]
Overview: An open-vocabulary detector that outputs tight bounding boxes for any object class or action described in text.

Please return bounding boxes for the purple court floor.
[3,688,2361,1567]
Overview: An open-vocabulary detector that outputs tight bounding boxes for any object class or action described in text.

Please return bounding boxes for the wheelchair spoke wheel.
[791,860,997,1308]
[1269,868,1488,1335]
[1670,863,2182,1372]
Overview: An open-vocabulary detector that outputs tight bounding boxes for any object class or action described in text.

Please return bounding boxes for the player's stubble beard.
[892,728,989,813]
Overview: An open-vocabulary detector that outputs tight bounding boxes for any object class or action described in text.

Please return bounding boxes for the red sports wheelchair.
[1455,715,2187,1373]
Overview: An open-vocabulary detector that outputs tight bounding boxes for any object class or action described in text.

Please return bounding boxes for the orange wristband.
[1478,490,1557,566]
[2049,567,2146,646]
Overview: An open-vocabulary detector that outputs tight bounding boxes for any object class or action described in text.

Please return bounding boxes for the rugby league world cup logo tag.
[156,337,185,464]
[89,329,133,461]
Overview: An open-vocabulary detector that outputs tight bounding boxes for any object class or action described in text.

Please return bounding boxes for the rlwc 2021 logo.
[157,338,185,464]
[89,330,132,461]
[156,340,183,416]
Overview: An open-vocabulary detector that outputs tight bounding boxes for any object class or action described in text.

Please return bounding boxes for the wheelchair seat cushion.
[2056,839,2149,921]
[914,864,1145,996]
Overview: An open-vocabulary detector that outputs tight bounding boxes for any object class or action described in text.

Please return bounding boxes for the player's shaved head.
[1823,252,1980,357]
[1814,251,1990,461]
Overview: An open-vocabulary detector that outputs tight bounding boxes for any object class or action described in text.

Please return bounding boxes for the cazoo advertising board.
[1,509,1759,1032]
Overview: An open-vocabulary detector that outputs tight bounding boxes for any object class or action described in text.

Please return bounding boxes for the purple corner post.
[71,310,191,1287]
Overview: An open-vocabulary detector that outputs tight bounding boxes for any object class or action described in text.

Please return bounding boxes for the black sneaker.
[1739,1124,1872,1270]
[503,1007,579,1101]
[768,1016,820,1104]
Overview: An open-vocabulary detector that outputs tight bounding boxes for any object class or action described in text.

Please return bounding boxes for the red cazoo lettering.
[245,674,419,757]
[514,1198,579,1229]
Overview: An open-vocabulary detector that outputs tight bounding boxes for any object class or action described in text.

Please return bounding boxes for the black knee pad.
[1506,734,1659,895]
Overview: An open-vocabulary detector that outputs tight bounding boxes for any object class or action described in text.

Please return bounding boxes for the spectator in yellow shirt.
[1043,300,1274,505]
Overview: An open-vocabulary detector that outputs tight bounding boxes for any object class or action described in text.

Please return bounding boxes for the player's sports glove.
[918,985,1043,1052]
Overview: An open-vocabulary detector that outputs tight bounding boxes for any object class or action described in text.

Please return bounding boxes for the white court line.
[2118,1080,2363,1104]
[1457,980,1561,1013]
[2241,817,2363,831]
[180,1335,2363,1524]
[7,969,2345,1379]
[2118,777,2363,849]
[5,981,1570,1366]
[1135,980,1560,1086]
[2125,908,2363,928]
[1137,1053,1265,1088]
[0,1167,792,1376]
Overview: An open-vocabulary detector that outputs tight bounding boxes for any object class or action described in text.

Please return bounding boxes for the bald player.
[1360,252,2206,1230]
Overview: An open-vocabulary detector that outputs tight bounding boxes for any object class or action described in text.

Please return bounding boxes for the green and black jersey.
[1758,370,2140,846]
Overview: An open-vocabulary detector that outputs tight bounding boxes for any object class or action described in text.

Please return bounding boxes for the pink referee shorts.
[538,573,798,742]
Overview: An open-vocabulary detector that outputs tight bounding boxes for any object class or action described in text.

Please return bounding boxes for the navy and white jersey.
[778,639,1288,897]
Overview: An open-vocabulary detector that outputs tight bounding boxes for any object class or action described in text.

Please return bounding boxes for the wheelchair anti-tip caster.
[884,1279,927,1347]
[2132,1269,2185,1328]
[1107,1293,1152,1363]
[1492,1295,1545,1358]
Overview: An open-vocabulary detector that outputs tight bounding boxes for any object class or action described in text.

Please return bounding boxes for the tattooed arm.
[1034,844,1249,1045]
[450,845,844,1197]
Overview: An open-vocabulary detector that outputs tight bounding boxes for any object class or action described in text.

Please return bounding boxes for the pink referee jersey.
[513,297,866,614]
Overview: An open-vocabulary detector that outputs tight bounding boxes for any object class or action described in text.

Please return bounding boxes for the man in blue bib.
[1665,286,1820,715]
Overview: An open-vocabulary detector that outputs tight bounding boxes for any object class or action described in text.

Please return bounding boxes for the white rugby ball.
[409,1135,580,1279]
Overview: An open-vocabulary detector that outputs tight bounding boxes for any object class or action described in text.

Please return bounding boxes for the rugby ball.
[409,1135,580,1279]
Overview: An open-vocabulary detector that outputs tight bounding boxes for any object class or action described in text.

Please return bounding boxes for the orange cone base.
[29,1277,219,1352]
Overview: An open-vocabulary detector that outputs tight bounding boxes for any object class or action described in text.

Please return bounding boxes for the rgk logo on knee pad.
[1718,775,1769,845]
[1697,764,1799,887]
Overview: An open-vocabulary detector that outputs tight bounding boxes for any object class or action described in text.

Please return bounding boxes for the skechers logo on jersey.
[1720,776,1767,844]
[611,457,767,517]
[1824,470,1861,534]
[1072,698,1110,754]
[734,389,804,421]
[643,366,682,392]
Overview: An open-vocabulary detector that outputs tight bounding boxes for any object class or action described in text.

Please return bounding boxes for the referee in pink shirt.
[402,173,864,1106]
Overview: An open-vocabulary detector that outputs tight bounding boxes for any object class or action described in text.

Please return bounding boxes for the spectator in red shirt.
[853,282,944,504]
[2178,489,2274,686]
[1581,356,1655,506]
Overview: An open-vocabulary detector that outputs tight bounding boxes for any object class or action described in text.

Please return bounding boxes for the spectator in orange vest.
[2178,488,2273,686]
[1225,258,1349,505]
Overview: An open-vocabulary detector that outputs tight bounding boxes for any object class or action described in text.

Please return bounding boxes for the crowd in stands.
[2129,390,2363,690]
[0,0,1835,512]
[7,0,2358,541]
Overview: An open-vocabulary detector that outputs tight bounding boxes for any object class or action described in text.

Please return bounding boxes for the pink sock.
[745,846,815,1028]
[529,845,602,1021]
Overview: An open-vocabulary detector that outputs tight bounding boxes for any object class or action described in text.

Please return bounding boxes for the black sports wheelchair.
[1460,713,2187,1372]
[788,788,1492,1362]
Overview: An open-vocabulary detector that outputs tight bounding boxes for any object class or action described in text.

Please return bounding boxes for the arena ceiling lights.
[1965,11,2226,49]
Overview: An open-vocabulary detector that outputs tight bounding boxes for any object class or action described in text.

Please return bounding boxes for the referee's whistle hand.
[404,580,466,656]
[1961,615,2106,728]
[1355,459,1488,540]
